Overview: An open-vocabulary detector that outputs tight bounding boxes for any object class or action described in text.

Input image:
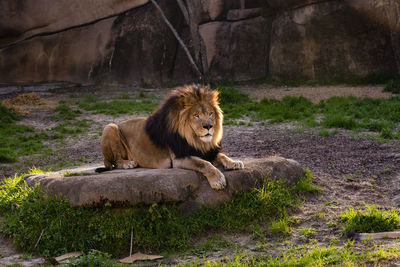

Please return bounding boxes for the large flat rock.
[24,157,305,211]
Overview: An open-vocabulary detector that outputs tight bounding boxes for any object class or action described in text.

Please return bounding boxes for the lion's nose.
[203,124,213,130]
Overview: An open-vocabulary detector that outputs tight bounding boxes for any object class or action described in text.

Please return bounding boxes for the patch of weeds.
[78,100,157,116]
[299,227,314,239]
[0,172,315,257]
[292,169,320,195]
[0,103,48,163]
[52,103,82,121]
[190,234,234,255]
[113,93,132,100]
[325,201,339,206]
[254,96,317,124]
[214,85,253,120]
[251,224,266,241]
[211,86,399,139]
[383,78,400,94]
[51,119,91,137]
[318,129,338,137]
[291,128,305,134]
[313,211,326,220]
[327,220,338,229]
[270,218,292,235]
[60,250,123,267]
[322,114,358,130]
[180,242,400,266]
[339,204,400,234]
[319,96,400,138]
[75,91,158,116]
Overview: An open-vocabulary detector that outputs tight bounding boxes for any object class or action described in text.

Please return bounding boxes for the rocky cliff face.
[0,0,398,84]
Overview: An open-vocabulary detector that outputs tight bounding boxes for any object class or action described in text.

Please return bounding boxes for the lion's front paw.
[224,160,244,170]
[206,169,226,190]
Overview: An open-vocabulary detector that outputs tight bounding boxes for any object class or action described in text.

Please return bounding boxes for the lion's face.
[189,104,217,143]
[165,85,223,153]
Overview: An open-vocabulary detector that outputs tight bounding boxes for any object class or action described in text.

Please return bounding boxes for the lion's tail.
[95,166,113,173]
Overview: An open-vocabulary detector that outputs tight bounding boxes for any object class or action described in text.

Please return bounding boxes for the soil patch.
[239,85,394,103]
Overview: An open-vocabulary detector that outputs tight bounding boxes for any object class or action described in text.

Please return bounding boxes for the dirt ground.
[0,83,400,266]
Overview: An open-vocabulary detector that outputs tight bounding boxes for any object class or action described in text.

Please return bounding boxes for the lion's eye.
[209,112,214,117]
[194,114,200,119]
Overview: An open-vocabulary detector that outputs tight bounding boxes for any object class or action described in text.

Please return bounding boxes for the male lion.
[96,84,244,190]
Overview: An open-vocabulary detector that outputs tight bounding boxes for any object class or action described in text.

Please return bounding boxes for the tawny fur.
[97,84,244,190]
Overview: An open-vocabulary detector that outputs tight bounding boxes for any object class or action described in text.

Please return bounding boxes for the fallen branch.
[150,0,203,80]
[348,230,400,240]
[34,229,45,250]
[130,227,133,257]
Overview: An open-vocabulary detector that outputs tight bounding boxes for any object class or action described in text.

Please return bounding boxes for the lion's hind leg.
[99,123,138,171]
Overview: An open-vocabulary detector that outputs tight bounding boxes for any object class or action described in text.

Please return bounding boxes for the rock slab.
[24,157,305,211]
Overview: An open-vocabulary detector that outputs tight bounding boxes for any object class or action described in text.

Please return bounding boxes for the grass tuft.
[0,103,48,163]
[383,78,400,94]
[339,204,400,234]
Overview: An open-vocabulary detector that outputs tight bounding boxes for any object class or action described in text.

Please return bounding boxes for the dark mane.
[145,94,221,162]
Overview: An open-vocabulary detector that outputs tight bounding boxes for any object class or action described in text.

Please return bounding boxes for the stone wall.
[0,0,398,85]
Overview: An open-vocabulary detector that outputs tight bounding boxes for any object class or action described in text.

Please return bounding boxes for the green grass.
[61,250,124,267]
[383,78,400,94]
[213,86,400,139]
[0,170,315,257]
[0,103,48,163]
[339,204,400,234]
[177,242,400,266]
[190,234,234,255]
[216,85,253,120]
[253,96,317,123]
[52,103,82,121]
[77,91,158,116]
[299,227,314,239]
[270,219,292,235]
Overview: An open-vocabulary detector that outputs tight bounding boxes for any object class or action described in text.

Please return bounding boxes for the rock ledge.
[24,157,305,211]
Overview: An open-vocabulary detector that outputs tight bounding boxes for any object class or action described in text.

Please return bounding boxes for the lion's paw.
[224,160,244,170]
[207,169,226,190]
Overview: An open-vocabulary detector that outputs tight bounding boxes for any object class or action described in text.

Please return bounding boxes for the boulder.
[345,0,400,33]
[24,157,305,212]
[0,0,183,85]
[0,18,115,82]
[0,0,149,48]
[269,1,397,80]
[199,16,270,81]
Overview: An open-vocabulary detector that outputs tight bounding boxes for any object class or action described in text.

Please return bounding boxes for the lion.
[96,84,244,190]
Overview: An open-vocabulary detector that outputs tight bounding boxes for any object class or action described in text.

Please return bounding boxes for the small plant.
[52,103,82,121]
[340,204,400,234]
[61,250,122,267]
[190,234,233,255]
[299,227,314,239]
[383,78,400,94]
[270,218,292,235]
